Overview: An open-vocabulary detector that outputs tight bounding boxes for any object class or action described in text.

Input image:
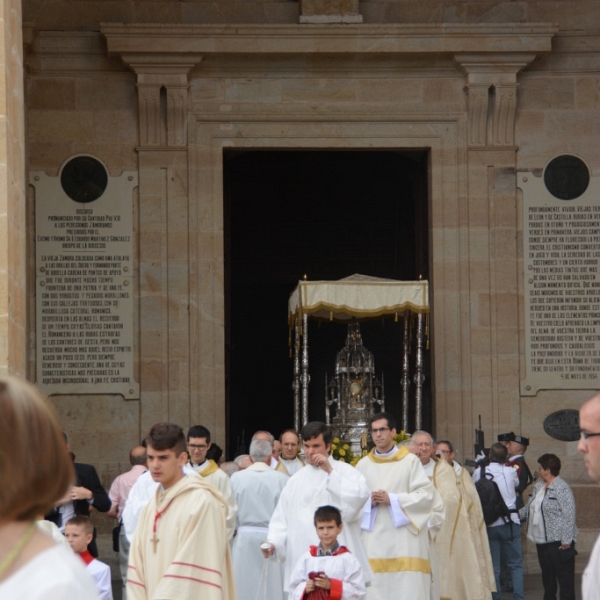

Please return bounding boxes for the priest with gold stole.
[127,423,236,600]
[187,424,237,541]
[413,431,493,600]
[356,413,435,600]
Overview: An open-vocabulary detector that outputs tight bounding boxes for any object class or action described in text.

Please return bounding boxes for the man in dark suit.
[46,434,111,556]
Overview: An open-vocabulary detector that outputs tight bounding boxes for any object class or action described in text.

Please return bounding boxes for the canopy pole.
[293,318,301,432]
[301,313,309,426]
[414,312,425,430]
[401,310,410,432]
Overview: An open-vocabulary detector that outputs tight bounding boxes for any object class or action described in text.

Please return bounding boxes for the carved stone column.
[103,52,202,432]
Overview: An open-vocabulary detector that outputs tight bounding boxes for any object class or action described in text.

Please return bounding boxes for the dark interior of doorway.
[224,150,430,459]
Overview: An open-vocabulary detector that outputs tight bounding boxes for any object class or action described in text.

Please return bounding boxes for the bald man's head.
[130,446,147,466]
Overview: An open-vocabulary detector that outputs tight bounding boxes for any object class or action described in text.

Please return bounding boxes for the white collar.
[247,461,271,472]
[375,445,398,457]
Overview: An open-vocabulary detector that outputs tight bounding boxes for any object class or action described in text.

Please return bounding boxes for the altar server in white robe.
[230,438,288,600]
[264,422,373,592]
[356,413,436,600]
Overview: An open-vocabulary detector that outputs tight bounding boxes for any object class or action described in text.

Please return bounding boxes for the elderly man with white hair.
[230,438,288,600]
[412,430,495,600]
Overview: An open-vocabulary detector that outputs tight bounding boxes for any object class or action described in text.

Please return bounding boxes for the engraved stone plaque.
[543,409,580,442]
[519,155,600,395]
[32,156,139,398]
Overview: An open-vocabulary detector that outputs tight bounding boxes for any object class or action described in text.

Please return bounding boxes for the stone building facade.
[0,0,599,573]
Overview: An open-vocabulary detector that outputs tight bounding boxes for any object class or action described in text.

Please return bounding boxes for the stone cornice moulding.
[101,22,557,58]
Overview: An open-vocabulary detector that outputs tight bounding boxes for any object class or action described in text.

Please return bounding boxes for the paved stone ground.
[111,573,584,599]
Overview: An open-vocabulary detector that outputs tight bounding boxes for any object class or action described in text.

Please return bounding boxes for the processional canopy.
[288,274,430,439]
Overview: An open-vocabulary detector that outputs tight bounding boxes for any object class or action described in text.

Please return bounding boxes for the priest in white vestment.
[230,438,289,600]
[265,422,373,592]
[127,423,235,600]
[275,429,306,477]
[187,425,238,541]
[356,414,436,600]
[414,431,493,600]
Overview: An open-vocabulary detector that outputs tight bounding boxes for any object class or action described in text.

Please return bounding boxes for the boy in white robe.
[65,515,113,600]
[127,422,236,600]
[264,422,372,592]
[289,505,365,600]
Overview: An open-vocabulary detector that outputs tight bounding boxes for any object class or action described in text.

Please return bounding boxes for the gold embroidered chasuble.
[356,447,435,600]
[431,458,494,600]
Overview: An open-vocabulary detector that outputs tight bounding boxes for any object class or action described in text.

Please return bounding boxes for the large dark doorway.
[224,150,429,458]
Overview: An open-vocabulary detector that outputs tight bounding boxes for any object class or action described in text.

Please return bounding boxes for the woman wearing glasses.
[520,453,577,600]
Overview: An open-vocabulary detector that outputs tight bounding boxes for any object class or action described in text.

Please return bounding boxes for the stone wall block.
[225,78,282,103]
[476,292,491,327]
[519,76,575,110]
[28,78,76,110]
[138,196,164,230]
[545,109,600,138]
[355,79,422,103]
[139,231,162,261]
[514,109,545,139]
[76,76,135,111]
[422,78,464,104]
[575,76,599,109]
[93,111,137,143]
[282,78,356,102]
[28,109,94,142]
[139,295,165,330]
[139,261,163,294]
[574,486,600,528]
[167,264,189,297]
[140,358,165,392]
[190,78,226,104]
[166,195,189,230]
[140,329,163,360]
[167,233,189,262]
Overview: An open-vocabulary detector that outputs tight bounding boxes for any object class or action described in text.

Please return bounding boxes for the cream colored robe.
[197,459,238,541]
[456,466,496,595]
[430,458,492,600]
[356,447,435,600]
[127,474,236,600]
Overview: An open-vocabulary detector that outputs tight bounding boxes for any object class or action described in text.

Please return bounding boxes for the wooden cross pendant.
[152,532,159,552]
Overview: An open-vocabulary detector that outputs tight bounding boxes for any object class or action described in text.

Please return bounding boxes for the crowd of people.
[1,374,600,600]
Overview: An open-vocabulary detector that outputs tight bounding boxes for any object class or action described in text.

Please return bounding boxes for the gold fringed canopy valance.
[288,274,431,433]
[288,273,429,325]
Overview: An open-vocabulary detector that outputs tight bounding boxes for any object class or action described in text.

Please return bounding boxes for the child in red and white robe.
[288,506,365,600]
[65,516,113,600]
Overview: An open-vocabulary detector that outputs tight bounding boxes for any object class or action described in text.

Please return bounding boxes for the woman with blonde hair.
[0,375,99,598]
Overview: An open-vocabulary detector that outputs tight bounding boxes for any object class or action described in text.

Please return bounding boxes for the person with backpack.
[473,442,524,600]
